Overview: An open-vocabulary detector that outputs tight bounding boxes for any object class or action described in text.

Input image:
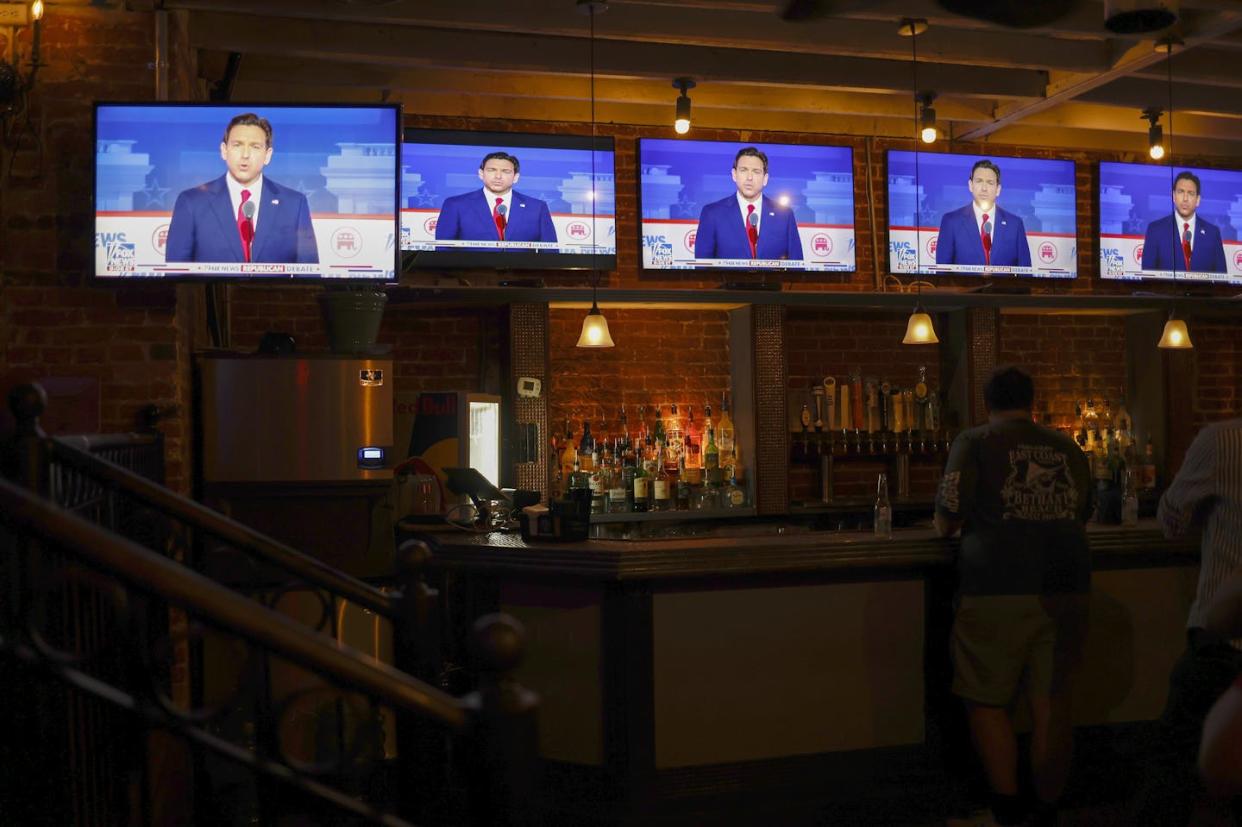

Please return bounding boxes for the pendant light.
[901,18,938,345]
[576,0,614,348]
[1154,37,1193,350]
[1157,311,1192,349]
[902,304,940,345]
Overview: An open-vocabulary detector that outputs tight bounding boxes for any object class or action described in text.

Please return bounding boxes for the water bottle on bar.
[874,472,892,540]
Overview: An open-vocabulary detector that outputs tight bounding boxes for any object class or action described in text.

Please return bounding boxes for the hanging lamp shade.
[1157,315,1192,349]
[576,301,614,348]
[902,308,939,344]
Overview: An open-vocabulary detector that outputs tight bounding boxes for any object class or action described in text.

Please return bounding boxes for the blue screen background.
[888,151,1076,234]
[638,139,854,225]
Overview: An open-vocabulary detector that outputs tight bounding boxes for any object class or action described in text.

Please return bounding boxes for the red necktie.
[980,212,992,266]
[237,189,253,263]
[493,197,506,241]
[746,204,758,258]
[1182,222,1192,270]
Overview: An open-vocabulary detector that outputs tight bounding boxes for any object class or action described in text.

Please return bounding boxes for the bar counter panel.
[420,520,1199,821]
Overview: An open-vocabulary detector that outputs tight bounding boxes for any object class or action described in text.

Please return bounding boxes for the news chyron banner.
[638,139,856,272]
[94,105,399,280]
[887,151,1077,279]
[399,140,616,257]
[1099,161,1242,285]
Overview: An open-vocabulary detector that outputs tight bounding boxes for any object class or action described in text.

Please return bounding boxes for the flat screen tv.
[93,103,401,281]
[401,129,615,270]
[887,150,1077,278]
[638,138,855,272]
[1099,161,1242,285]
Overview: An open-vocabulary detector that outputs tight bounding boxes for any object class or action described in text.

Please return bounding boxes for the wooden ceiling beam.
[187,10,1049,100]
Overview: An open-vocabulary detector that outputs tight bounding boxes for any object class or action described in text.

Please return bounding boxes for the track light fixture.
[1142,107,1165,160]
[673,77,695,135]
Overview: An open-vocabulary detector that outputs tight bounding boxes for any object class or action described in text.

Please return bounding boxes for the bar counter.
[417,519,1201,825]
[423,519,1198,579]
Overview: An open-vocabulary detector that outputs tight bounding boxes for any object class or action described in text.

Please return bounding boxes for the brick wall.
[997,314,1128,434]
[547,307,732,445]
[1188,318,1242,429]
[785,309,943,503]
[0,7,198,487]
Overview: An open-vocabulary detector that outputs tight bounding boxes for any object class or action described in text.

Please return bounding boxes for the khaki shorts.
[951,593,1089,706]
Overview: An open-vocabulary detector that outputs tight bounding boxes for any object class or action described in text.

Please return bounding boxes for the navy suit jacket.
[693,195,803,261]
[934,204,1031,267]
[434,189,557,243]
[165,175,318,264]
[1141,214,1227,274]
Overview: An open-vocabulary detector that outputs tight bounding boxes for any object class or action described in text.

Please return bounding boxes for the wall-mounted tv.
[1099,161,1242,285]
[93,103,401,281]
[638,138,855,272]
[401,129,615,270]
[887,151,1077,279]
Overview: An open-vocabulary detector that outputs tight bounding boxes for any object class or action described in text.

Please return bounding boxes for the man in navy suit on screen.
[693,146,803,261]
[1141,171,1227,274]
[935,159,1031,269]
[165,113,319,265]
[433,152,557,245]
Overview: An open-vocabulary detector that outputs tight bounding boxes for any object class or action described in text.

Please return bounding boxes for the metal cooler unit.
[199,355,394,483]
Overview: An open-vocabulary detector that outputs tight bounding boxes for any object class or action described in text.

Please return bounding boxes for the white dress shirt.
[227,174,263,232]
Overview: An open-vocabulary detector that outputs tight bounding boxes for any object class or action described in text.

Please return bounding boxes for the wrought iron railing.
[1,382,538,825]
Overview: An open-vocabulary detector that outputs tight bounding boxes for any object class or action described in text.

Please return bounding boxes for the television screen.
[401,130,615,270]
[638,138,855,272]
[887,151,1077,278]
[93,103,401,281]
[1099,161,1242,284]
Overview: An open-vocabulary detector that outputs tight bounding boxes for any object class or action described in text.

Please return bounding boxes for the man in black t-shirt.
[935,366,1094,827]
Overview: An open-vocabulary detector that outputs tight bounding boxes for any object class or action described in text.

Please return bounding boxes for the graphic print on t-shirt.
[1002,444,1079,521]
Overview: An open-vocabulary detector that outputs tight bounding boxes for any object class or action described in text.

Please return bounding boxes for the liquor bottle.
[653,405,666,448]
[569,453,590,496]
[718,392,735,455]
[618,404,629,445]
[685,406,701,469]
[621,442,637,511]
[675,455,692,511]
[723,474,746,509]
[665,404,683,472]
[579,420,595,472]
[874,472,892,540]
[653,461,672,512]
[589,455,607,515]
[703,424,721,486]
[560,418,577,486]
[632,460,650,513]
[729,442,745,483]
[1121,468,1139,527]
[609,444,629,514]
[800,402,813,433]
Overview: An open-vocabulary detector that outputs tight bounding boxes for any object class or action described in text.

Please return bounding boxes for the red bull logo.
[812,234,833,257]
[153,224,169,254]
[567,221,591,239]
[1233,250,1242,271]
[1134,244,1144,265]
[1038,242,1057,264]
[332,227,362,258]
[684,229,696,253]
[926,235,938,258]
[424,216,437,234]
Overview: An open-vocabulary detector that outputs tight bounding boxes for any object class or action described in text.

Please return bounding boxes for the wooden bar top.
[411,519,1199,582]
